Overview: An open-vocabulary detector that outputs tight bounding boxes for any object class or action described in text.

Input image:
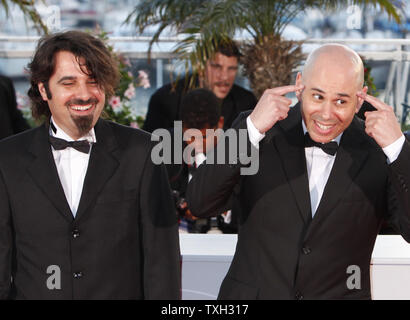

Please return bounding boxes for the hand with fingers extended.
[357,92,403,148]
[250,85,305,134]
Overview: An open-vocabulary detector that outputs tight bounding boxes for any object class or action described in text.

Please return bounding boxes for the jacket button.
[295,291,304,300]
[302,246,311,255]
[73,272,83,279]
[72,229,80,239]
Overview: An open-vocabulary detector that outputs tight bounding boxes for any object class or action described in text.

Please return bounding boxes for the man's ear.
[356,86,368,113]
[295,72,303,101]
[38,82,49,101]
[217,116,224,129]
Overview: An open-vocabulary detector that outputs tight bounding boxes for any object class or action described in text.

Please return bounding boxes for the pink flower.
[130,122,139,129]
[124,84,135,99]
[138,70,151,89]
[16,92,28,110]
[119,55,131,67]
[108,96,121,109]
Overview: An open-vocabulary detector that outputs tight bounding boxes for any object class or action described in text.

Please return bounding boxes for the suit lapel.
[305,117,369,238]
[74,119,120,222]
[274,104,312,224]
[27,124,74,223]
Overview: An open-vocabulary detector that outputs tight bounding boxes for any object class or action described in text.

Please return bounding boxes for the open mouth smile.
[70,104,93,111]
[315,121,335,131]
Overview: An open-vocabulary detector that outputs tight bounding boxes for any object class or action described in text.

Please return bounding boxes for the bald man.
[186,44,410,299]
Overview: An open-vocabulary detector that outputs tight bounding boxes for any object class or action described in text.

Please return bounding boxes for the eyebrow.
[311,87,351,98]
[57,76,77,84]
[210,62,238,69]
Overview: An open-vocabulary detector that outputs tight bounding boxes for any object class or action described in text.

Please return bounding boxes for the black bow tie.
[49,135,91,154]
[304,133,338,156]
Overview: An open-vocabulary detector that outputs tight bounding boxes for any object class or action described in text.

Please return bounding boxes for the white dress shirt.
[301,121,341,216]
[49,117,96,217]
[246,116,405,217]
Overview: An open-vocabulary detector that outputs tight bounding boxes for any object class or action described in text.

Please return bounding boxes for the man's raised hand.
[357,92,403,148]
[250,85,304,134]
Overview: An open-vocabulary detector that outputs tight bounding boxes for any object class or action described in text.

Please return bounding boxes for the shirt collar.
[302,119,342,145]
[50,116,97,143]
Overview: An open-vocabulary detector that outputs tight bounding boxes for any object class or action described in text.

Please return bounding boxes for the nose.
[219,68,229,81]
[321,101,333,120]
[75,82,94,101]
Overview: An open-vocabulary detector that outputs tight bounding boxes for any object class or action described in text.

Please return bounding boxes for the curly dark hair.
[27,30,119,121]
[214,38,241,59]
[180,88,220,129]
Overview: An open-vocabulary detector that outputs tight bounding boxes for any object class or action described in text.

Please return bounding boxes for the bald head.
[295,43,368,144]
[302,44,364,89]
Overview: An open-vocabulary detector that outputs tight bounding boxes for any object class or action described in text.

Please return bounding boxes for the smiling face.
[296,45,367,143]
[203,52,239,100]
[38,50,105,140]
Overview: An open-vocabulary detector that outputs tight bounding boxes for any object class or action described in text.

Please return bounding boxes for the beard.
[66,97,99,137]
[71,114,94,136]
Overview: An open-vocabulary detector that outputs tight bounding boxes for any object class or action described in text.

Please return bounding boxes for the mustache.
[214,81,231,86]
[65,98,99,107]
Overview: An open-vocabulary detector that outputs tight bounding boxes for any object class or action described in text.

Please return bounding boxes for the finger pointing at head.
[268,85,305,96]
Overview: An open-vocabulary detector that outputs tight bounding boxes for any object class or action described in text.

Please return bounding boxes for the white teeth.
[71,105,92,111]
[316,122,333,130]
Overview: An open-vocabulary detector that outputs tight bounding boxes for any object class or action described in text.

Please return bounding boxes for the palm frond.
[1,0,48,34]
[124,0,404,92]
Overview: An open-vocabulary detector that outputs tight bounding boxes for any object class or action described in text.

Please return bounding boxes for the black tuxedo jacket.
[0,119,180,299]
[186,104,410,299]
[0,75,30,140]
[142,80,257,132]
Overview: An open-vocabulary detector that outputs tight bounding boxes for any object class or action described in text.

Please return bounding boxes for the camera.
[172,190,189,218]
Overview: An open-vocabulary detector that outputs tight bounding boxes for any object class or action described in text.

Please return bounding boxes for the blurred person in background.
[0,74,30,140]
[143,38,257,133]
[168,88,237,233]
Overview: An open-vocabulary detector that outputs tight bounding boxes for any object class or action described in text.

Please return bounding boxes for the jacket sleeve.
[385,140,410,242]
[139,142,181,299]
[0,169,12,299]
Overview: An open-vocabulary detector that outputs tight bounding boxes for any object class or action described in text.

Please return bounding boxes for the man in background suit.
[0,74,30,139]
[142,38,257,133]
[187,44,410,299]
[0,31,180,299]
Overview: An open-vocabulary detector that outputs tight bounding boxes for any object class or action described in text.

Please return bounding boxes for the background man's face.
[296,62,366,143]
[38,50,106,139]
[204,53,238,100]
